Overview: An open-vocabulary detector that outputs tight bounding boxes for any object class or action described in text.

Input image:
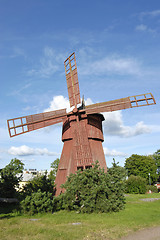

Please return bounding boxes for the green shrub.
[125,175,147,194]
[22,174,54,198]
[125,154,157,184]
[21,190,54,215]
[146,185,158,193]
[55,161,126,213]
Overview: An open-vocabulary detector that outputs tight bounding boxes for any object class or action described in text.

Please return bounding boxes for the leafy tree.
[125,154,157,184]
[22,173,55,198]
[0,168,19,198]
[48,158,60,181]
[6,158,24,175]
[152,149,160,176]
[0,158,24,198]
[125,175,147,194]
[108,158,127,181]
[21,158,60,198]
[55,161,126,213]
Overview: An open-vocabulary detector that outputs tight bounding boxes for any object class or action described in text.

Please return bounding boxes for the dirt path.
[120,226,160,240]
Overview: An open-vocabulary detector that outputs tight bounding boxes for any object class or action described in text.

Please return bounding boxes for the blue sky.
[0,0,160,170]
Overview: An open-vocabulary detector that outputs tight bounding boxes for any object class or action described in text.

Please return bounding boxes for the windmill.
[7,52,156,196]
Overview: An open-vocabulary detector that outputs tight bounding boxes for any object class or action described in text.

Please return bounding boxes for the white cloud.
[10,47,26,58]
[135,24,155,33]
[140,10,160,18]
[85,98,93,105]
[79,55,141,76]
[103,147,127,157]
[44,95,93,113]
[136,10,160,34]
[103,111,151,137]
[8,83,32,96]
[136,24,147,31]
[44,95,70,112]
[8,145,59,156]
[28,47,66,78]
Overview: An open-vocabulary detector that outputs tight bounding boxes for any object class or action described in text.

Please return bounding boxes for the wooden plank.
[64,52,81,108]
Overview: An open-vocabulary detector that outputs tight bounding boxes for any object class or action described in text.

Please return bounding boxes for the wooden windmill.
[7,52,156,195]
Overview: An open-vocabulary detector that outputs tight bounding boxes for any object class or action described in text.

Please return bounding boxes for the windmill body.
[7,53,156,196]
[55,112,107,195]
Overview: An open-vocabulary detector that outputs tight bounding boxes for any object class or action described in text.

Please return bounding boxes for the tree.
[55,161,126,213]
[48,158,60,181]
[0,158,24,198]
[108,158,127,181]
[125,154,157,184]
[153,149,160,172]
[5,158,24,175]
[22,173,55,198]
[125,175,147,194]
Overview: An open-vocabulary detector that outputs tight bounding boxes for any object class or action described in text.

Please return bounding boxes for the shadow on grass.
[0,214,15,219]
[0,202,20,217]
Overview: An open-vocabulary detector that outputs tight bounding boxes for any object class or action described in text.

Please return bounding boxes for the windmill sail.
[84,93,156,114]
[7,108,67,137]
[64,52,81,108]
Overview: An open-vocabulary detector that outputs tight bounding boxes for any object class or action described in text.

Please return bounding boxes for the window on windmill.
[77,166,83,171]
[10,128,15,136]
[147,98,154,105]
[8,120,14,128]
[22,117,26,124]
[131,101,137,107]
[15,127,23,135]
[85,165,92,169]
[71,63,76,70]
[136,95,144,101]
[23,125,28,132]
[14,118,22,127]
[138,100,146,106]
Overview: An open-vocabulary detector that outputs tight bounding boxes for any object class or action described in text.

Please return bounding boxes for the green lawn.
[0,193,160,240]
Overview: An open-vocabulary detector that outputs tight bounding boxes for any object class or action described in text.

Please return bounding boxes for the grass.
[0,193,160,240]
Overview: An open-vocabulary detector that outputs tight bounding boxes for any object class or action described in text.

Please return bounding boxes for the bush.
[21,174,55,199]
[55,161,126,213]
[146,185,158,193]
[125,175,147,194]
[21,190,54,215]
[125,154,157,184]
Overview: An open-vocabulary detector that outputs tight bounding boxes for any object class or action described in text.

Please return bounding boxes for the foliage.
[0,158,24,198]
[50,158,60,173]
[108,158,127,180]
[21,189,54,215]
[125,154,157,184]
[125,175,147,194]
[0,169,19,198]
[153,149,160,168]
[152,149,160,180]
[22,174,55,198]
[5,158,24,175]
[20,158,59,199]
[48,158,60,181]
[55,161,126,213]
[146,185,158,193]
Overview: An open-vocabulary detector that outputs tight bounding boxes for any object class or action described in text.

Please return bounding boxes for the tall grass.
[0,193,160,240]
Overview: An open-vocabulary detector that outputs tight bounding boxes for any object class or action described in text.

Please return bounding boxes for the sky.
[0,0,160,170]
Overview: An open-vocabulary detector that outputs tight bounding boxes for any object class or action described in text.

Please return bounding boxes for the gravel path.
[120,226,160,240]
[140,198,160,202]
